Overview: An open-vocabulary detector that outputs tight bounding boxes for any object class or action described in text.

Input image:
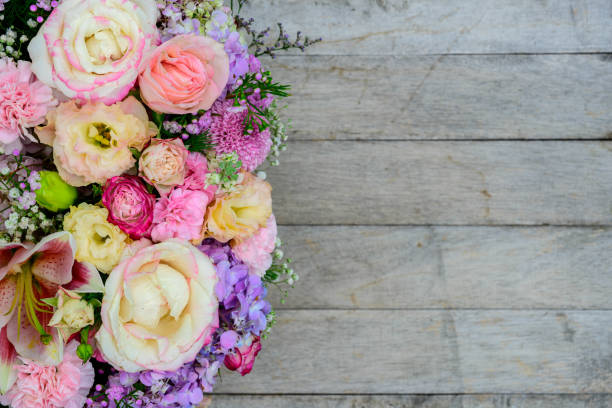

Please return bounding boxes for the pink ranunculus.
[27,0,159,104]
[182,152,218,201]
[0,58,57,152]
[139,138,189,195]
[232,215,278,277]
[0,341,95,408]
[138,34,229,114]
[224,336,262,376]
[151,188,212,243]
[102,176,156,239]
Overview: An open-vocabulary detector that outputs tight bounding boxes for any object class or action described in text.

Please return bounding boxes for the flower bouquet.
[0,0,319,406]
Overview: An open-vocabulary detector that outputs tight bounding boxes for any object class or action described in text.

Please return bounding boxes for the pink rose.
[102,176,155,239]
[139,138,188,195]
[232,215,278,277]
[27,0,159,104]
[151,188,211,243]
[138,34,229,114]
[0,59,57,152]
[181,152,218,201]
[224,336,262,376]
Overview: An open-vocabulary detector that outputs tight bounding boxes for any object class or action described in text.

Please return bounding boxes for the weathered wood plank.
[268,55,612,140]
[267,141,612,226]
[212,394,612,408]
[242,0,612,55]
[269,226,612,310]
[215,310,612,394]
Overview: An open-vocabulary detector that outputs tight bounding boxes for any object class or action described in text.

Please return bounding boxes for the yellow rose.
[64,203,128,273]
[204,173,272,243]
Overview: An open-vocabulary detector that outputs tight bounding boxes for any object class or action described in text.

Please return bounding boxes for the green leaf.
[76,343,93,364]
[41,297,58,308]
[151,111,165,128]
[130,147,142,160]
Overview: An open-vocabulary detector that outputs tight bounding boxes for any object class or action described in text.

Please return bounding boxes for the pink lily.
[0,231,103,393]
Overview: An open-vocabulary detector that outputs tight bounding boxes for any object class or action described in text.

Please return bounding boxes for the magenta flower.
[223,335,262,376]
[102,176,156,239]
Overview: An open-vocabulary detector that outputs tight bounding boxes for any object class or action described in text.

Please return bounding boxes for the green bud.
[35,171,77,212]
[76,343,93,363]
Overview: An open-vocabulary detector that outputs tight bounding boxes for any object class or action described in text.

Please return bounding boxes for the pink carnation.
[0,341,95,408]
[232,215,277,277]
[224,336,262,376]
[209,100,272,172]
[0,58,57,152]
[102,175,156,239]
[151,188,211,242]
[181,151,218,201]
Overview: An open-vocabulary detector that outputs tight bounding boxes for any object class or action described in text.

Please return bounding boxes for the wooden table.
[214,0,612,406]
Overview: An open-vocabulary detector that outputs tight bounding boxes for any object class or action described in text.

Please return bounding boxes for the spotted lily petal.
[0,327,17,394]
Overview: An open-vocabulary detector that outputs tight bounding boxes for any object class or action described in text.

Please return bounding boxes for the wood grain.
[267,141,612,226]
[214,310,612,394]
[267,55,612,140]
[212,394,612,408]
[269,226,612,310]
[242,0,612,55]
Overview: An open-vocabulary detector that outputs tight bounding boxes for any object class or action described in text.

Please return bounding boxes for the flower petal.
[6,306,63,365]
[30,232,77,286]
[0,327,17,394]
[64,261,104,293]
[0,278,16,329]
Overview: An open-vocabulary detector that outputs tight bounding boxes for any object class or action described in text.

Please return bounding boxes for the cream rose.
[95,240,218,372]
[28,0,159,104]
[63,203,128,273]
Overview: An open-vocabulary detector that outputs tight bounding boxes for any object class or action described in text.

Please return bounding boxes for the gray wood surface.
[215,310,612,393]
[270,55,612,140]
[213,394,612,408]
[213,0,612,406]
[268,141,612,226]
[268,226,612,309]
[242,0,612,55]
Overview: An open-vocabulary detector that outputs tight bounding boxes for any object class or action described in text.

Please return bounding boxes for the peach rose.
[138,34,229,114]
[28,0,159,104]
[139,138,188,194]
[36,97,156,186]
[204,173,272,243]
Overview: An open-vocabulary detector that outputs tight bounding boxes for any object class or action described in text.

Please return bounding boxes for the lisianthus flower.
[28,0,159,104]
[63,203,128,273]
[36,97,156,187]
[204,173,272,243]
[95,240,218,372]
[0,58,57,152]
[0,340,95,408]
[0,232,103,393]
[102,176,156,239]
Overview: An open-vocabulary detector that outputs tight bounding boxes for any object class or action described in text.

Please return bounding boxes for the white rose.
[95,240,219,372]
[28,0,159,104]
